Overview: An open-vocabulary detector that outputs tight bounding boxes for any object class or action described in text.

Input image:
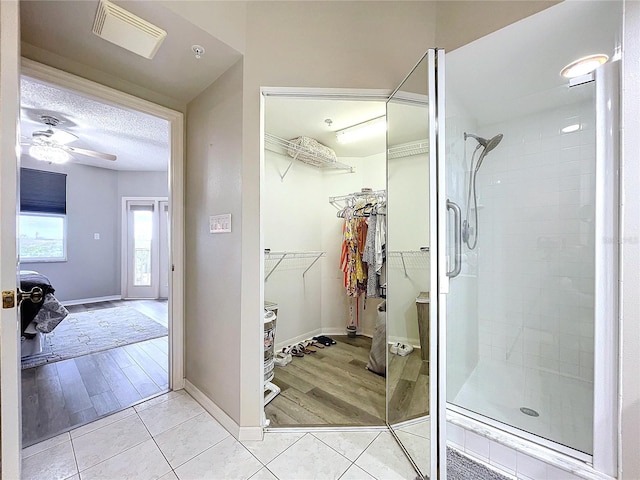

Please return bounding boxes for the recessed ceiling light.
[560,54,609,78]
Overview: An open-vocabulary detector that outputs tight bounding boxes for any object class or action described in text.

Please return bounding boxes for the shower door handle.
[447,200,462,278]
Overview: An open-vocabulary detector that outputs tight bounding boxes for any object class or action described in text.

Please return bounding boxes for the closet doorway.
[261,89,433,440]
[262,92,388,427]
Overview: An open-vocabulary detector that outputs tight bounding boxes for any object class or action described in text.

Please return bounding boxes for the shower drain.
[520,407,540,417]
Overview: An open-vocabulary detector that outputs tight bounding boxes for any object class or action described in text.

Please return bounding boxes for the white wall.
[621,1,640,477]
[387,150,431,347]
[476,99,596,384]
[263,146,386,347]
[21,157,168,302]
[444,88,480,399]
[263,149,325,345]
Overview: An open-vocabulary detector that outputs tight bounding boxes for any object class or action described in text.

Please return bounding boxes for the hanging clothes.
[340,207,368,297]
[363,213,379,297]
[375,203,386,273]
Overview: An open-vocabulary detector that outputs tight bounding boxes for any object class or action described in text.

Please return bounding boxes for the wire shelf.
[264,250,326,281]
[388,139,429,159]
[265,133,354,177]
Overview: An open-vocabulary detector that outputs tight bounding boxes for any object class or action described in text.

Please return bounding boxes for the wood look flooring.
[265,335,430,428]
[21,300,168,447]
[387,348,429,425]
[265,335,387,427]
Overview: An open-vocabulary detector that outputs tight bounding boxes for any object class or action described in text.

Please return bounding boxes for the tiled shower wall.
[475,95,596,384]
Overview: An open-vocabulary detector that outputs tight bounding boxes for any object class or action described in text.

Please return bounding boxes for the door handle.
[1,287,43,309]
[17,287,44,306]
[447,200,462,278]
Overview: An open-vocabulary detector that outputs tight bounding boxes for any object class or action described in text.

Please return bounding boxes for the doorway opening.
[18,62,184,447]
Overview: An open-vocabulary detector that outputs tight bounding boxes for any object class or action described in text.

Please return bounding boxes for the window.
[19,213,67,261]
[20,168,67,262]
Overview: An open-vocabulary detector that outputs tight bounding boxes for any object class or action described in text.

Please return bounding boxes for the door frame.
[121,197,169,299]
[0,1,23,478]
[20,60,186,389]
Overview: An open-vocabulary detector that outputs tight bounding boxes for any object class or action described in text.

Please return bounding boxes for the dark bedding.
[20,271,55,336]
[21,271,69,336]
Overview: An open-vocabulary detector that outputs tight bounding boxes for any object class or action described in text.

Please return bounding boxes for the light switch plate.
[210,214,232,233]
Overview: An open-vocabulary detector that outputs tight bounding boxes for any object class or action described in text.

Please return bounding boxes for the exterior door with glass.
[123,198,167,298]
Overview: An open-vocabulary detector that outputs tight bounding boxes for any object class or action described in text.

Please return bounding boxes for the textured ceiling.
[21,77,169,171]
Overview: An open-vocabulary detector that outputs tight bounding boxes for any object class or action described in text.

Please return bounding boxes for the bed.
[20,270,69,358]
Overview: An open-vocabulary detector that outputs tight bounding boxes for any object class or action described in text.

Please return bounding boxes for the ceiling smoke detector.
[92,0,167,59]
[191,45,205,60]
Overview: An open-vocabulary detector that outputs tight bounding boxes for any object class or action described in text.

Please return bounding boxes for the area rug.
[21,306,168,369]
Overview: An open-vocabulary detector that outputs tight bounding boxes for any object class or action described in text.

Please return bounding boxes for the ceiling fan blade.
[65,146,117,161]
[49,130,78,145]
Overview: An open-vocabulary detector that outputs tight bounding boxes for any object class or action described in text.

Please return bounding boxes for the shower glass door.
[386,49,442,479]
[442,2,623,457]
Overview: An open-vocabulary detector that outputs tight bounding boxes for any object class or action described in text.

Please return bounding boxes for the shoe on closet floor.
[396,344,414,356]
[274,351,292,366]
[390,342,413,356]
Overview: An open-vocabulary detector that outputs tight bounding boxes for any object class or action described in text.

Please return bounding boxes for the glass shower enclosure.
[443,1,621,475]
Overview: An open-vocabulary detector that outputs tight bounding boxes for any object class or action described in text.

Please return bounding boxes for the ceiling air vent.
[92,0,167,60]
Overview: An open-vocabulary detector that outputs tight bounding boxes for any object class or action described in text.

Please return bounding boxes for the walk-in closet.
[262,91,431,454]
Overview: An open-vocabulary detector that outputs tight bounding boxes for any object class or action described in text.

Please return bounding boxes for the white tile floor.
[22,390,422,480]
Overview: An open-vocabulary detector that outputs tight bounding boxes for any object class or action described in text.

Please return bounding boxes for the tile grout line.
[67,434,81,480]
[248,432,309,470]
[73,412,153,474]
[309,430,379,472]
[139,407,176,477]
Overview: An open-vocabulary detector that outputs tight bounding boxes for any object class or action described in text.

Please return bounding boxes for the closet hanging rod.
[328,189,386,203]
[329,189,387,210]
[264,251,326,281]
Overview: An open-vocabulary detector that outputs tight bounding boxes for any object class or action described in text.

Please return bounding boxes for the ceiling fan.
[22,115,117,164]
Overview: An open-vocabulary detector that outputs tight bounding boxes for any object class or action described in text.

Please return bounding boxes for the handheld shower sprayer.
[462,132,503,249]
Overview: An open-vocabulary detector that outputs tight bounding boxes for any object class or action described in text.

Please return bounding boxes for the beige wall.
[621,1,640,477]
[161,1,247,54]
[180,0,568,431]
[434,1,560,51]
[185,58,244,422]
[239,0,438,428]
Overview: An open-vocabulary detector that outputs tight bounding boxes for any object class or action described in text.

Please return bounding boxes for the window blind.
[20,168,67,214]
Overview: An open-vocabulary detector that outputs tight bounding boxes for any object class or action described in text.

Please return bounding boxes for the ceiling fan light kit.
[23,115,117,163]
[92,0,167,60]
[29,145,71,164]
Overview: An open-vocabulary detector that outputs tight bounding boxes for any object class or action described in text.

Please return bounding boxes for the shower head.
[484,133,503,154]
[464,132,504,155]
[464,132,503,152]
[465,132,503,172]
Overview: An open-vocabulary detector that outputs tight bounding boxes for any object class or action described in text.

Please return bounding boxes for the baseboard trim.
[276,329,374,350]
[184,380,261,441]
[62,295,121,306]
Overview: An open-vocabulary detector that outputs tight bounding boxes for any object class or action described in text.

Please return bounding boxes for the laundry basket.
[264,309,277,383]
[263,308,280,409]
